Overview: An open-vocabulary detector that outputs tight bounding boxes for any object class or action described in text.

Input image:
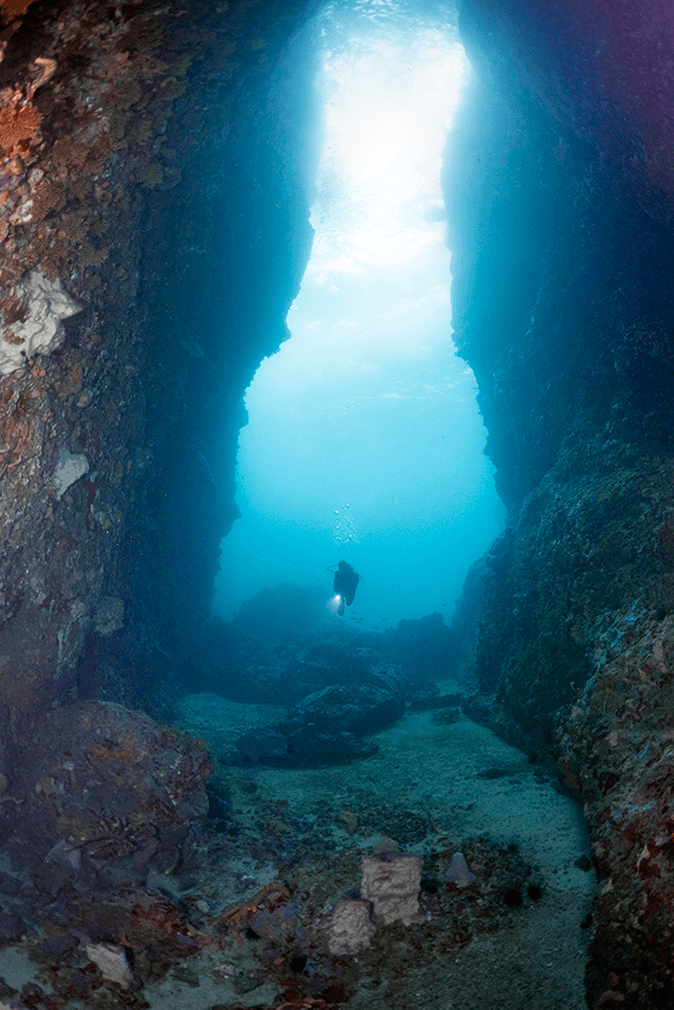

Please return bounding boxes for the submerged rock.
[85,942,134,989]
[235,727,289,763]
[361,852,423,926]
[446,851,477,888]
[282,683,405,738]
[324,897,377,956]
[0,272,81,377]
[233,682,404,767]
[235,722,376,767]
[11,701,212,882]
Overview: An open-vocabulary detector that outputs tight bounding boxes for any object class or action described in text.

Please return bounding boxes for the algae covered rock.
[282,683,405,738]
[234,682,404,767]
[13,701,213,876]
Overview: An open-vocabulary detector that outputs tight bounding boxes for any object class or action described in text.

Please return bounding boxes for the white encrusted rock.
[85,942,134,988]
[54,447,89,498]
[324,897,377,955]
[360,852,423,926]
[94,596,125,636]
[0,271,80,375]
[445,851,477,888]
[45,837,82,874]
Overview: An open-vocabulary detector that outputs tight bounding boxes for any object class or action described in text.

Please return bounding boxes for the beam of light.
[327,594,344,615]
[308,29,469,291]
[213,14,503,630]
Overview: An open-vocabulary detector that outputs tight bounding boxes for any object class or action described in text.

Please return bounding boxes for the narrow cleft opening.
[214,4,502,631]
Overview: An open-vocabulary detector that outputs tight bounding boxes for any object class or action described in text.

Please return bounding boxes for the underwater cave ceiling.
[0,0,673,1004]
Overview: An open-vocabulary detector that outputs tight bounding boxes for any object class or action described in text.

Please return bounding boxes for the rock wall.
[0,0,320,704]
[0,0,317,859]
[447,1,674,1005]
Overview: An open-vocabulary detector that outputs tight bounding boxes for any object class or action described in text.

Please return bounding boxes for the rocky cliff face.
[447,1,674,1005]
[0,0,316,870]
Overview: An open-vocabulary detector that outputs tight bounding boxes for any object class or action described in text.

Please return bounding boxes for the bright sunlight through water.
[311,31,467,281]
[213,9,503,631]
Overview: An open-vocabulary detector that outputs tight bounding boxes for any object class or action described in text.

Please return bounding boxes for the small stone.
[338,809,358,833]
[94,596,124,636]
[0,909,23,944]
[85,942,134,988]
[45,838,81,874]
[361,852,423,925]
[325,898,377,955]
[445,851,477,888]
[372,836,399,854]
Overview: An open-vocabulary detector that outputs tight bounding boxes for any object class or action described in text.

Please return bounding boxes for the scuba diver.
[330,560,361,617]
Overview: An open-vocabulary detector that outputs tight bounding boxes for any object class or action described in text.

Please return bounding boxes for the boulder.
[12,701,212,880]
[281,683,404,739]
[233,683,404,767]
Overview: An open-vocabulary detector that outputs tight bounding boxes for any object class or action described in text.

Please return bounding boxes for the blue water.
[212,2,503,631]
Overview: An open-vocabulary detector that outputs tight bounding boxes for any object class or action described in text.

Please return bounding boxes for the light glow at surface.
[312,31,468,284]
[214,12,503,630]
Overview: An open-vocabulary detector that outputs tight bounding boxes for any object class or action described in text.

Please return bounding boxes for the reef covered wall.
[0,0,316,866]
[446,1,674,1005]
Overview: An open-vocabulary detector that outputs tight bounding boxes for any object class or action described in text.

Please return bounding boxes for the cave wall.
[0,0,317,848]
[447,1,674,1005]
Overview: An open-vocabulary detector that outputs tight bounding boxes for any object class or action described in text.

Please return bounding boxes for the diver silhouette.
[332,560,360,617]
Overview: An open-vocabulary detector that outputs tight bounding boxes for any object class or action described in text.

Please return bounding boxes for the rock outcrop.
[12,700,212,882]
[0,0,317,897]
[448,1,674,1005]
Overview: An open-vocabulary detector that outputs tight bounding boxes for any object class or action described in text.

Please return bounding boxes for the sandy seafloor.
[0,691,596,1010]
